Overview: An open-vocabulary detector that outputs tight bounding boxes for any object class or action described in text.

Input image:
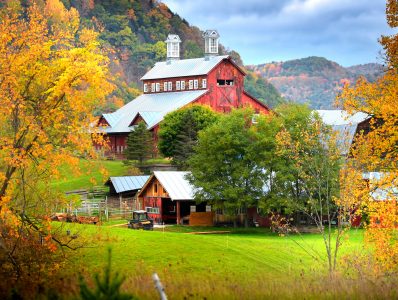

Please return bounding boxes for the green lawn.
[60,224,367,299]
[51,160,129,192]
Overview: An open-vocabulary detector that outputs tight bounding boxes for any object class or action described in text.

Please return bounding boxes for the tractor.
[128,210,154,230]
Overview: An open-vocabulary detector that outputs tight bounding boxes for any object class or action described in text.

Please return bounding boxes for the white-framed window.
[193,79,198,89]
[156,83,160,92]
[190,205,196,213]
[168,81,172,91]
[144,83,148,93]
[202,79,207,89]
[206,205,212,212]
[146,207,160,214]
[151,83,155,92]
[189,80,193,90]
[164,82,168,92]
[176,81,181,90]
[251,114,260,124]
[181,81,186,90]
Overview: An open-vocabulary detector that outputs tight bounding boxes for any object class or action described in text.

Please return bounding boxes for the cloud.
[162,0,393,66]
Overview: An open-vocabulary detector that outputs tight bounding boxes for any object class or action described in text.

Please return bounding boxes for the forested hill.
[246,56,384,109]
[60,0,284,112]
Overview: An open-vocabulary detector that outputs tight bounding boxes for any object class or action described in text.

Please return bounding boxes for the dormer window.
[194,80,198,89]
[176,81,181,90]
[181,81,186,90]
[164,82,168,92]
[168,82,172,91]
[156,83,160,92]
[189,80,193,90]
[144,83,148,93]
[202,79,207,89]
[151,83,155,92]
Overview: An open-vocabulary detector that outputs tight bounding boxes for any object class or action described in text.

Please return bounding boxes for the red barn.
[96,30,270,157]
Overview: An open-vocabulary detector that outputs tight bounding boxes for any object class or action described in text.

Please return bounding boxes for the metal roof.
[140,55,229,80]
[101,90,207,133]
[316,110,370,155]
[154,171,195,201]
[316,110,369,126]
[107,176,150,194]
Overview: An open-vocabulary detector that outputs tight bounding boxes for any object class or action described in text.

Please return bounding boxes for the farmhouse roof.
[141,55,241,80]
[106,176,150,194]
[153,171,195,201]
[316,110,370,155]
[100,90,207,132]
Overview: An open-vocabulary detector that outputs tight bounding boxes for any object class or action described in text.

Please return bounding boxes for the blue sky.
[162,0,395,66]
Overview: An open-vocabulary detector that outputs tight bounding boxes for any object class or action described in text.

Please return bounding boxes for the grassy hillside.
[51,160,129,192]
[62,224,367,299]
[247,56,384,109]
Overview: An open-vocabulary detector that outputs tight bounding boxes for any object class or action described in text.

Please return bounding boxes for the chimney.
[165,34,181,61]
[203,29,220,56]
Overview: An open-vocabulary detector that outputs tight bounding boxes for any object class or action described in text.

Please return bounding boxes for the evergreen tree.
[125,122,153,164]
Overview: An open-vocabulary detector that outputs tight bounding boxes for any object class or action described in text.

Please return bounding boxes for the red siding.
[98,57,271,157]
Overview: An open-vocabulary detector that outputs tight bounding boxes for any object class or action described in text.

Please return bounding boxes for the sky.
[161,0,395,67]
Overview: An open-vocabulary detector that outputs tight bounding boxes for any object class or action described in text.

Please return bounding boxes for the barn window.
[144,83,148,93]
[217,79,234,86]
[164,82,168,91]
[168,81,172,91]
[193,80,198,89]
[151,83,155,92]
[189,80,193,89]
[181,81,186,90]
[251,114,259,124]
[176,81,181,90]
[146,207,160,214]
[156,83,160,92]
[154,183,158,194]
[202,79,207,89]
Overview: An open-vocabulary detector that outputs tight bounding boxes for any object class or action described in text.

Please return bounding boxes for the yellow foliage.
[0,0,113,215]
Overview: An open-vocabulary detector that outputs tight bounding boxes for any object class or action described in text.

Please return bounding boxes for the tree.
[0,0,112,296]
[188,109,268,227]
[158,105,219,167]
[337,0,398,274]
[125,122,153,164]
[275,108,343,273]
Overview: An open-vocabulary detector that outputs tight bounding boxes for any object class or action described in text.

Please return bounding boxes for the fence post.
[152,273,167,300]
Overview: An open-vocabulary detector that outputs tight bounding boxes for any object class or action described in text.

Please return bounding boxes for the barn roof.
[153,171,195,201]
[106,176,150,194]
[141,55,231,80]
[100,90,207,133]
[316,110,370,155]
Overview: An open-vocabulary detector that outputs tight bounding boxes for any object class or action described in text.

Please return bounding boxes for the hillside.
[247,56,384,109]
[61,0,284,112]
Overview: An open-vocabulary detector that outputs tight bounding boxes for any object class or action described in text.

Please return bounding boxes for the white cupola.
[203,29,220,56]
[165,34,181,60]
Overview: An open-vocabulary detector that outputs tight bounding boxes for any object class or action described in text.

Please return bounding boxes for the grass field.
[59,224,371,299]
[51,160,129,192]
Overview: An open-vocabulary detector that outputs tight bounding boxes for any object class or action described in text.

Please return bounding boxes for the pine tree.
[173,111,198,169]
[125,122,153,164]
[79,249,135,300]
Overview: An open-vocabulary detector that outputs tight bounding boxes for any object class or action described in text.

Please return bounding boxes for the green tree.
[188,109,268,227]
[158,106,219,165]
[125,122,153,164]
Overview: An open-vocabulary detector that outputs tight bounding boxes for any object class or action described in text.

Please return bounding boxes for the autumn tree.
[0,0,112,296]
[337,0,398,275]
